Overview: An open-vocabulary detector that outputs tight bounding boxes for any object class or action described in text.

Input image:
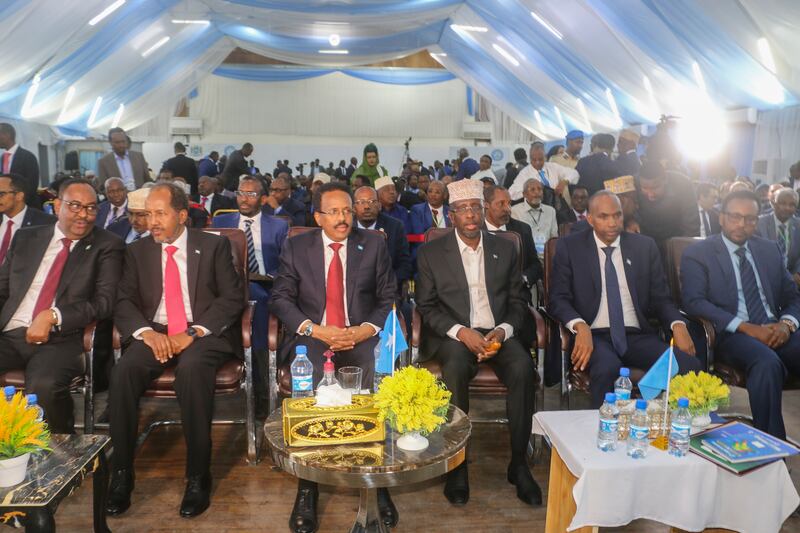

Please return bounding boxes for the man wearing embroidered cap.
[416,178,542,508]
[107,187,151,244]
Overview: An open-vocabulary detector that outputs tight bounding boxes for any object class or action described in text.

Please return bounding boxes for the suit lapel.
[143,238,163,312]
[749,239,775,310]
[346,230,363,309]
[307,231,325,317]
[16,226,53,304]
[482,233,500,318]
[585,230,601,294]
[57,229,95,299]
[186,230,201,311]
[712,235,737,295]
[443,233,470,311]
[619,234,639,307]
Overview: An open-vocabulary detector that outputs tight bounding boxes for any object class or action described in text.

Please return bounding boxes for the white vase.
[396,431,429,451]
[692,411,712,429]
[0,452,30,488]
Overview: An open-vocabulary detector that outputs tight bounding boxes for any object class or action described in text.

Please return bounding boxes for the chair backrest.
[273,214,292,227]
[212,208,239,218]
[664,236,703,306]
[558,222,573,237]
[287,226,387,241]
[424,227,453,243]
[423,226,522,272]
[543,237,559,308]
[202,227,247,284]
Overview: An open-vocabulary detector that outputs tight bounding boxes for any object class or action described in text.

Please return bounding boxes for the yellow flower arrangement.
[0,392,51,459]
[374,366,452,435]
[668,371,730,415]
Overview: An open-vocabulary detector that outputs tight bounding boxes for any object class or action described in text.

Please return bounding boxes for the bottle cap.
[3,385,15,397]
[677,397,690,408]
[635,399,647,410]
[323,350,335,373]
[604,393,617,404]
[620,367,630,378]
[26,394,37,405]
[296,345,307,356]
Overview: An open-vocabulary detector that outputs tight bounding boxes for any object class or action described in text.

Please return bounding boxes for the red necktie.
[579,213,586,221]
[0,220,13,263]
[325,242,345,328]
[164,245,188,335]
[31,238,72,320]
[1,152,9,173]
[201,196,208,210]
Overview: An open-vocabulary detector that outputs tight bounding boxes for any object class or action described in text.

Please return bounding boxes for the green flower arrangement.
[374,366,452,435]
[0,392,51,459]
[668,371,730,416]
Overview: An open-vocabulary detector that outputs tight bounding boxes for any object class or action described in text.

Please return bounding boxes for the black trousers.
[0,328,83,433]
[434,335,535,459]
[108,332,233,476]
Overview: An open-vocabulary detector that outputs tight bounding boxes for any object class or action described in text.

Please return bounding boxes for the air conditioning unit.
[169,117,203,136]
[724,107,757,124]
[462,120,492,140]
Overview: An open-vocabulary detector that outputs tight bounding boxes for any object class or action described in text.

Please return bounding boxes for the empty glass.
[337,366,363,393]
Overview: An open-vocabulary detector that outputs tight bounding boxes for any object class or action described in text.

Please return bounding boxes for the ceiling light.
[318,49,349,54]
[142,36,170,58]
[691,61,707,95]
[89,0,125,26]
[605,88,623,127]
[553,106,566,135]
[492,43,519,67]
[534,110,544,132]
[328,34,340,46]
[111,103,125,128]
[530,11,562,40]
[429,52,447,58]
[757,37,777,74]
[56,86,76,124]
[20,75,41,119]
[576,98,592,132]
[87,96,103,128]
[450,24,488,33]
[171,19,210,25]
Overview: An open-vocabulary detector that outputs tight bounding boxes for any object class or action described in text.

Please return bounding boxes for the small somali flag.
[638,346,678,401]
[376,306,408,374]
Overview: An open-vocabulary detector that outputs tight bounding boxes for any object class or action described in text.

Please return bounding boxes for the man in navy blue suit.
[96,177,128,229]
[549,190,701,407]
[263,174,306,227]
[681,190,800,439]
[410,181,449,235]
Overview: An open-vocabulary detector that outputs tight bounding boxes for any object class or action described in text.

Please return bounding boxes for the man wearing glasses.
[0,178,123,432]
[263,173,306,226]
[0,173,56,264]
[271,182,397,533]
[682,189,800,439]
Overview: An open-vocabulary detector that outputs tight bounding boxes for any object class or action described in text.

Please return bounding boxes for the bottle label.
[630,424,649,441]
[292,376,313,392]
[614,388,631,400]
[599,418,618,434]
[671,422,690,438]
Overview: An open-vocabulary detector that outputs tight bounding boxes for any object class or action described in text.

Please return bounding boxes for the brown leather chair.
[112,228,258,464]
[0,323,98,433]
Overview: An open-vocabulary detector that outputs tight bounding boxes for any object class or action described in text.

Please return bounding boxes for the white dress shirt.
[485,220,506,232]
[104,199,127,229]
[1,144,18,173]
[429,204,446,228]
[4,225,73,331]
[508,162,579,201]
[0,206,27,244]
[357,220,377,230]
[125,229,149,244]
[446,232,514,341]
[698,206,711,238]
[238,212,265,275]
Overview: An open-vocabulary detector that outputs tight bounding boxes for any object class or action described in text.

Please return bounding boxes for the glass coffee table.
[265,404,470,533]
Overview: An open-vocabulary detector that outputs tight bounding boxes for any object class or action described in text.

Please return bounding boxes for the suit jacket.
[106,217,131,241]
[756,214,800,274]
[346,164,356,178]
[192,193,236,216]
[484,218,543,287]
[0,224,123,337]
[399,190,425,210]
[221,150,249,191]
[415,230,526,360]
[98,150,149,189]
[163,154,198,193]
[549,229,682,333]
[212,213,288,276]
[637,171,700,253]
[576,152,620,195]
[335,167,348,181]
[615,151,641,177]
[371,213,413,284]
[699,206,722,236]
[271,228,397,336]
[114,229,245,346]
[0,207,56,229]
[7,148,40,208]
[95,201,128,229]
[197,157,219,177]
[681,234,800,334]
[410,203,450,235]
[262,197,306,227]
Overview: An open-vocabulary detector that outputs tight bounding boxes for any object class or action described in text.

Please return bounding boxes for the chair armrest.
[529,306,546,348]
[411,306,422,349]
[241,301,255,350]
[83,322,97,353]
[681,312,716,371]
[112,326,121,350]
[268,313,281,353]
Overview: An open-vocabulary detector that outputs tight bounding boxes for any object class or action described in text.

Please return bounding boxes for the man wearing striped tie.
[106,187,151,244]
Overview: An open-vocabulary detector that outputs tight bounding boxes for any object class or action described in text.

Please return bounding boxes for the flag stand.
[652,339,674,450]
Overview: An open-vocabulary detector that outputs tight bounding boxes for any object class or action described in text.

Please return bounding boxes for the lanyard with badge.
[529,208,547,256]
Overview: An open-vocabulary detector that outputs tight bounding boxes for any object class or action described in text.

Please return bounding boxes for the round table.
[264,404,471,533]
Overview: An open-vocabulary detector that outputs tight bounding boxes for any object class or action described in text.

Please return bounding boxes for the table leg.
[544,447,595,533]
[23,508,55,533]
[92,452,111,533]
[349,487,388,533]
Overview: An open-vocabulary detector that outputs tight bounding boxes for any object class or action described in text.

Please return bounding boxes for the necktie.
[538,169,551,188]
[735,247,769,325]
[132,232,142,242]
[602,246,628,356]
[164,245,188,335]
[432,209,439,227]
[578,212,586,221]
[107,206,118,228]
[778,224,788,266]
[201,196,208,210]
[702,211,711,237]
[325,243,345,328]
[31,238,72,320]
[244,219,259,274]
[1,152,9,173]
[0,220,13,263]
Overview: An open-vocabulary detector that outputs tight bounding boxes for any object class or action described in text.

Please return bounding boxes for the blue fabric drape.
[224,0,461,15]
[213,66,455,85]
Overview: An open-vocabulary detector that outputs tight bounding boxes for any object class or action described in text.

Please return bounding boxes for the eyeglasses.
[354,199,379,207]
[318,208,354,217]
[64,201,98,215]
[0,190,20,198]
[236,190,260,199]
[723,212,758,225]
[450,205,483,215]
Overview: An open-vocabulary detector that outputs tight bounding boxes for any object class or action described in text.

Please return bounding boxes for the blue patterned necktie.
[602,246,628,356]
[244,219,259,274]
[538,169,551,188]
[777,223,788,267]
[735,247,769,325]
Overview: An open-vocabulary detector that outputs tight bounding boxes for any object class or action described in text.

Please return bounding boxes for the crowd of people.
[1,121,800,532]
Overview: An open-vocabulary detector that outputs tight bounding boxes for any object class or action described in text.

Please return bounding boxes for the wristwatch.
[301,322,314,337]
[186,326,199,338]
[780,319,797,334]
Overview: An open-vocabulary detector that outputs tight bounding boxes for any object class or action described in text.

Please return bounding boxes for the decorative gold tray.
[282,395,385,447]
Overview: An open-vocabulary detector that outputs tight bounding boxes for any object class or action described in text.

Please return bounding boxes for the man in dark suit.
[410,181,449,235]
[556,185,589,225]
[0,178,123,432]
[0,173,55,264]
[697,182,721,238]
[163,142,199,195]
[549,190,701,407]
[194,175,236,217]
[197,151,219,178]
[682,190,800,439]
[576,133,620,196]
[346,156,357,179]
[0,123,40,208]
[756,187,800,285]
[399,174,426,210]
[271,182,397,533]
[106,183,244,518]
[263,174,306,227]
[95,177,128,229]
[221,143,253,191]
[106,188,150,243]
[615,129,641,177]
[98,127,150,190]
[502,148,528,190]
[416,179,540,507]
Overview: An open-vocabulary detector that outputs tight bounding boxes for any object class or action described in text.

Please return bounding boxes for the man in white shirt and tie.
[96,177,128,229]
[410,181,449,235]
[508,142,579,204]
[697,182,721,238]
[194,175,235,217]
[511,179,558,260]
[0,173,56,263]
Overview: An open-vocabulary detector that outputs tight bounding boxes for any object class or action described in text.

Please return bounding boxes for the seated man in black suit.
[0,173,55,264]
[106,188,150,243]
[549,190,702,407]
[416,179,541,507]
[697,182,721,238]
[106,183,244,518]
[264,174,306,226]
[271,182,397,533]
[0,178,123,432]
[557,184,589,225]
[194,175,236,217]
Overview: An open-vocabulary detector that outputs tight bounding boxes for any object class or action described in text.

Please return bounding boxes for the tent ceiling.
[1,0,796,138]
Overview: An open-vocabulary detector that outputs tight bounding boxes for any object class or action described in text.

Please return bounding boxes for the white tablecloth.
[534,410,799,532]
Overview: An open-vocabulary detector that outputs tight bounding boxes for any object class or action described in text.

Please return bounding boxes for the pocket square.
[492,253,498,259]
[357,244,364,251]
[194,249,201,254]
[86,244,92,250]
[626,258,632,265]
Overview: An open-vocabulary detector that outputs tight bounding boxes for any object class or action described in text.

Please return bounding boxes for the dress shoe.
[179,472,212,518]
[290,484,318,533]
[507,462,542,506]
[377,488,399,528]
[443,463,469,505]
[106,468,134,516]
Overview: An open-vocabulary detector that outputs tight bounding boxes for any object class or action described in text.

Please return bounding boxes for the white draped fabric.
[753,105,800,182]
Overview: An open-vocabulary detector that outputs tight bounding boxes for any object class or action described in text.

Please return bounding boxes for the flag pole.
[391,303,397,377]
[664,338,674,435]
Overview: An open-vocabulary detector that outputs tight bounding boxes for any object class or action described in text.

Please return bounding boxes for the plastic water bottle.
[668,397,692,458]
[3,385,15,402]
[627,399,650,459]
[26,394,44,423]
[614,367,633,401]
[597,393,619,452]
[290,346,314,398]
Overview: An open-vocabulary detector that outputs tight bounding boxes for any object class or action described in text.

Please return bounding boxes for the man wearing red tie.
[0,178,123,431]
[0,123,41,208]
[0,173,56,263]
[106,183,244,518]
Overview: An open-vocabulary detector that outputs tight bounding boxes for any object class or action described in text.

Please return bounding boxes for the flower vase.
[396,431,429,452]
[0,453,30,487]
[691,411,712,429]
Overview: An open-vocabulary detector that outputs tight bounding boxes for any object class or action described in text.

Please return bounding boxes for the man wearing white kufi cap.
[107,188,150,244]
[375,175,411,233]
[415,178,542,507]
